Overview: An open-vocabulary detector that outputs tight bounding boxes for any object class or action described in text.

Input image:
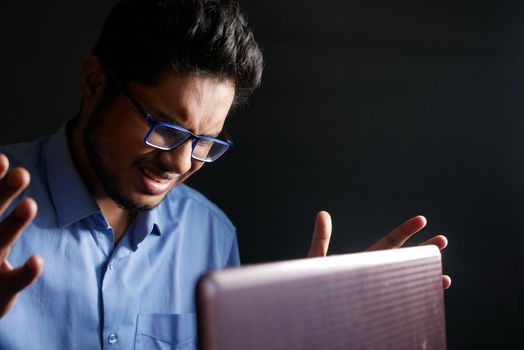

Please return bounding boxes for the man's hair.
[92,0,263,106]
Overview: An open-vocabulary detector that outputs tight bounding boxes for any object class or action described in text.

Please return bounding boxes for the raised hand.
[0,154,44,319]
[307,211,451,289]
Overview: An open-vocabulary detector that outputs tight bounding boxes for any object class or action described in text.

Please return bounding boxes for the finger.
[367,215,427,251]
[0,259,12,272]
[1,255,44,296]
[0,154,9,179]
[443,275,451,289]
[0,167,31,215]
[0,198,37,262]
[420,235,448,250]
[307,211,332,257]
[421,236,450,289]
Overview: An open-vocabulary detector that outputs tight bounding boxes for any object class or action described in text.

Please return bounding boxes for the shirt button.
[108,333,118,344]
[108,261,115,270]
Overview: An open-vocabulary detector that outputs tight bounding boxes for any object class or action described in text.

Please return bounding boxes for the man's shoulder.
[0,136,51,169]
[163,184,235,231]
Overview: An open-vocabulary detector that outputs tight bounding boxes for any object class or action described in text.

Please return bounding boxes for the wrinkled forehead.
[127,70,236,135]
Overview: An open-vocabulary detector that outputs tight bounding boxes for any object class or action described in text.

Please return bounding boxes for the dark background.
[1,0,524,348]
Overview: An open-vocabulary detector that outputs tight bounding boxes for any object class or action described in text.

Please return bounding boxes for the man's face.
[83,70,235,212]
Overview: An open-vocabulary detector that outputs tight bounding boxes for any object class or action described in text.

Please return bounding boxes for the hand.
[0,153,44,319]
[307,211,451,289]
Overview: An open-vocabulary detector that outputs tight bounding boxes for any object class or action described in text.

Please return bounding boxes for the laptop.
[196,245,447,350]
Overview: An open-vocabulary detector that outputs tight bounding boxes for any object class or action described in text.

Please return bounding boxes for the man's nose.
[157,139,193,174]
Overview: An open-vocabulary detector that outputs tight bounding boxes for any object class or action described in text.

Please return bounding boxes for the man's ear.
[80,55,107,113]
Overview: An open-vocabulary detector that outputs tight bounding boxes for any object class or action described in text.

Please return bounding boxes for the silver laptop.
[197,246,447,350]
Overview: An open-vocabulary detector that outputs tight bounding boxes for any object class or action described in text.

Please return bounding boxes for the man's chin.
[112,192,166,213]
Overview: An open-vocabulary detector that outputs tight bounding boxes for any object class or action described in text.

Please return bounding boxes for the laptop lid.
[197,245,447,350]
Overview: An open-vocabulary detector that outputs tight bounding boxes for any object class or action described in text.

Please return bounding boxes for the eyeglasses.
[106,68,233,162]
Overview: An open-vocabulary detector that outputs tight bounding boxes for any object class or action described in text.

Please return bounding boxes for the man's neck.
[97,198,137,244]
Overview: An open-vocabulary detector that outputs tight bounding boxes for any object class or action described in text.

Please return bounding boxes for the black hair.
[92,0,263,106]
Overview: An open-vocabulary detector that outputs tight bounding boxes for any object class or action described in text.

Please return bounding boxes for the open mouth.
[140,167,175,195]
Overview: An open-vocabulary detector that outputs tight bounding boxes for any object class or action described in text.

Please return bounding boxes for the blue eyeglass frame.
[143,113,234,154]
[105,67,234,162]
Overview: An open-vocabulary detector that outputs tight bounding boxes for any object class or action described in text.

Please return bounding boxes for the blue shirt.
[0,123,240,349]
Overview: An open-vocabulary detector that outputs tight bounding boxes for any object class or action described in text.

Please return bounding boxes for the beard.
[83,109,157,213]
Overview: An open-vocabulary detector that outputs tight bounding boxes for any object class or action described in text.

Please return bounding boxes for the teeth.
[143,168,170,183]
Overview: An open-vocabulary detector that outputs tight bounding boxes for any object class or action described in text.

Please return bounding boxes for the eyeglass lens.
[145,124,229,162]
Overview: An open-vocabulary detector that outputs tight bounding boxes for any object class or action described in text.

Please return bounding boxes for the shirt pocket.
[135,313,197,350]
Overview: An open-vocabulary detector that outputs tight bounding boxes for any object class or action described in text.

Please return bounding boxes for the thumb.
[307,211,332,257]
[2,255,44,295]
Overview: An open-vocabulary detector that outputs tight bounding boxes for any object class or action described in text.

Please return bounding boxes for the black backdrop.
[2,1,524,348]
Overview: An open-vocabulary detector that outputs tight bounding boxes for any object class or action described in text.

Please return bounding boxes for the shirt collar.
[45,124,99,227]
[132,209,162,247]
[45,121,163,237]
[45,122,99,228]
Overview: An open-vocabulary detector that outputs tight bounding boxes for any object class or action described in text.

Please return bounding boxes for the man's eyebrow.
[209,130,222,138]
[151,109,224,138]
[151,110,190,129]
[152,109,183,124]
[201,127,223,139]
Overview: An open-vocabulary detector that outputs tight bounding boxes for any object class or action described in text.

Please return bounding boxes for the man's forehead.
[127,71,235,135]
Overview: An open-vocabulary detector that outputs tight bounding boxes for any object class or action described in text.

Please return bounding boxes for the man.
[0,0,450,348]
